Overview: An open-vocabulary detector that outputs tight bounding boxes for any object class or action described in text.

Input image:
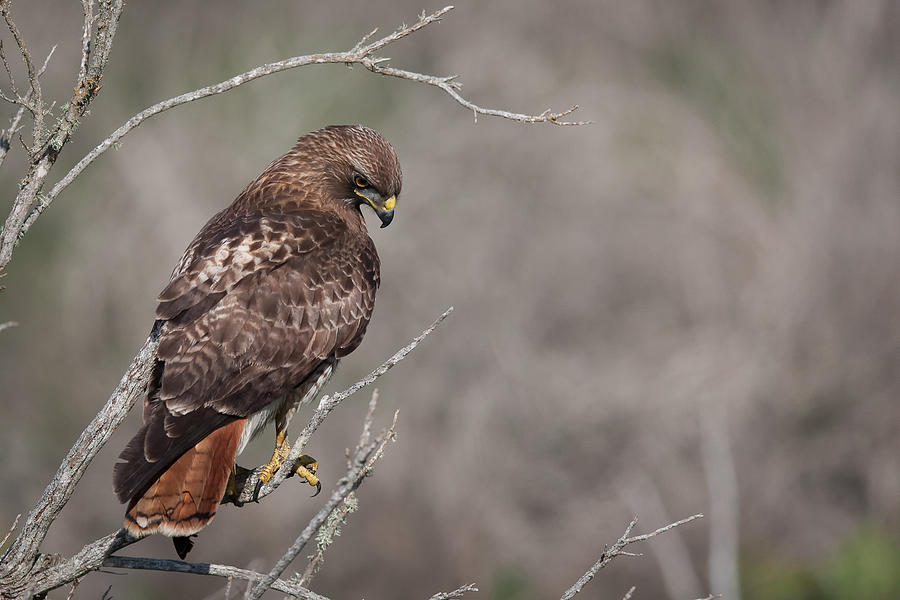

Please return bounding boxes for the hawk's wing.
[113,208,378,502]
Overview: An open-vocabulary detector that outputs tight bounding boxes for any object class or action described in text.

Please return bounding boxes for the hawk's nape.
[112,125,402,558]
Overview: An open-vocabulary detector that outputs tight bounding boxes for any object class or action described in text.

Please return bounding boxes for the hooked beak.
[376,195,395,228]
[356,189,396,228]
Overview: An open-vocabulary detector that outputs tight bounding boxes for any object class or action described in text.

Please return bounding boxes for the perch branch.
[1,308,449,598]
[0,334,158,595]
[559,514,705,600]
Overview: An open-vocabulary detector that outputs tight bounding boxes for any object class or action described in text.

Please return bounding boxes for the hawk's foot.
[252,431,292,502]
[292,454,321,497]
[257,431,291,484]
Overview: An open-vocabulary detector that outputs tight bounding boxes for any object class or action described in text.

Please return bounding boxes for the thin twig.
[14,6,586,248]
[427,583,479,600]
[621,586,636,600]
[0,43,53,169]
[64,576,80,600]
[0,0,44,149]
[232,306,453,504]
[0,320,17,333]
[103,556,330,600]
[1,513,20,548]
[559,514,704,600]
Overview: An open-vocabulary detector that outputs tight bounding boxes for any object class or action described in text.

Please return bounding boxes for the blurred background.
[2,1,899,598]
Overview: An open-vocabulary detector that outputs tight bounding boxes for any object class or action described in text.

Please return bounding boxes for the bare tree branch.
[11,6,586,260]
[0,0,124,271]
[0,0,39,133]
[0,44,55,170]
[559,514,705,600]
[0,334,158,596]
[76,0,95,87]
[621,586,636,600]
[296,392,380,587]
[427,583,479,600]
[1,513,20,549]
[103,556,330,600]
[247,409,399,600]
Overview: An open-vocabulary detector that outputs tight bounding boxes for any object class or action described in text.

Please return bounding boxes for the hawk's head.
[295,125,402,228]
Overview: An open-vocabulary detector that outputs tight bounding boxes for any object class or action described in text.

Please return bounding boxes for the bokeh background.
[2,1,900,598]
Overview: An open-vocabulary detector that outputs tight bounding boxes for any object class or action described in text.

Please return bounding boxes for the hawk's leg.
[253,396,321,501]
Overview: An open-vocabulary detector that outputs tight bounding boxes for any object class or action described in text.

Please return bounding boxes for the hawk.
[112,125,401,559]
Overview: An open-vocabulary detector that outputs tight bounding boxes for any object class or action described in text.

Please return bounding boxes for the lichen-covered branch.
[245,399,399,600]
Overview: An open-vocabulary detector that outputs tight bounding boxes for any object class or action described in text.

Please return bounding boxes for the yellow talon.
[294,455,321,496]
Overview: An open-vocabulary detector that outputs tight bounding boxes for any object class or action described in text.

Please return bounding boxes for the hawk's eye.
[354,175,370,189]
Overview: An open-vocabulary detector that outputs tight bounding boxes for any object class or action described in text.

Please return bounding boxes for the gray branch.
[103,556,330,600]
[559,514,705,600]
[246,400,400,600]
[428,583,480,600]
[0,0,124,271]
[0,335,158,597]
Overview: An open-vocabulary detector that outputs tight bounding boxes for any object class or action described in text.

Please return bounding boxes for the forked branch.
[5,5,586,269]
[559,514,706,600]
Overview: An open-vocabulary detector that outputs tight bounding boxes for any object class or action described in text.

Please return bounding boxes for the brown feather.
[124,419,245,538]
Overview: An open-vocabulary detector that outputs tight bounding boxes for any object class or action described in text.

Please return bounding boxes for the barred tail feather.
[122,419,245,541]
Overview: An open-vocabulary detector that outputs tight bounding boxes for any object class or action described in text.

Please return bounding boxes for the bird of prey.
[113,125,401,559]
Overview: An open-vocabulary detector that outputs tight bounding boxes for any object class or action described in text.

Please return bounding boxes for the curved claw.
[311,480,322,498]
[252,479,264,503]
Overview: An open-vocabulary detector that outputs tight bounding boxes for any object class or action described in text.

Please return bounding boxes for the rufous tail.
[124,419,245,542]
